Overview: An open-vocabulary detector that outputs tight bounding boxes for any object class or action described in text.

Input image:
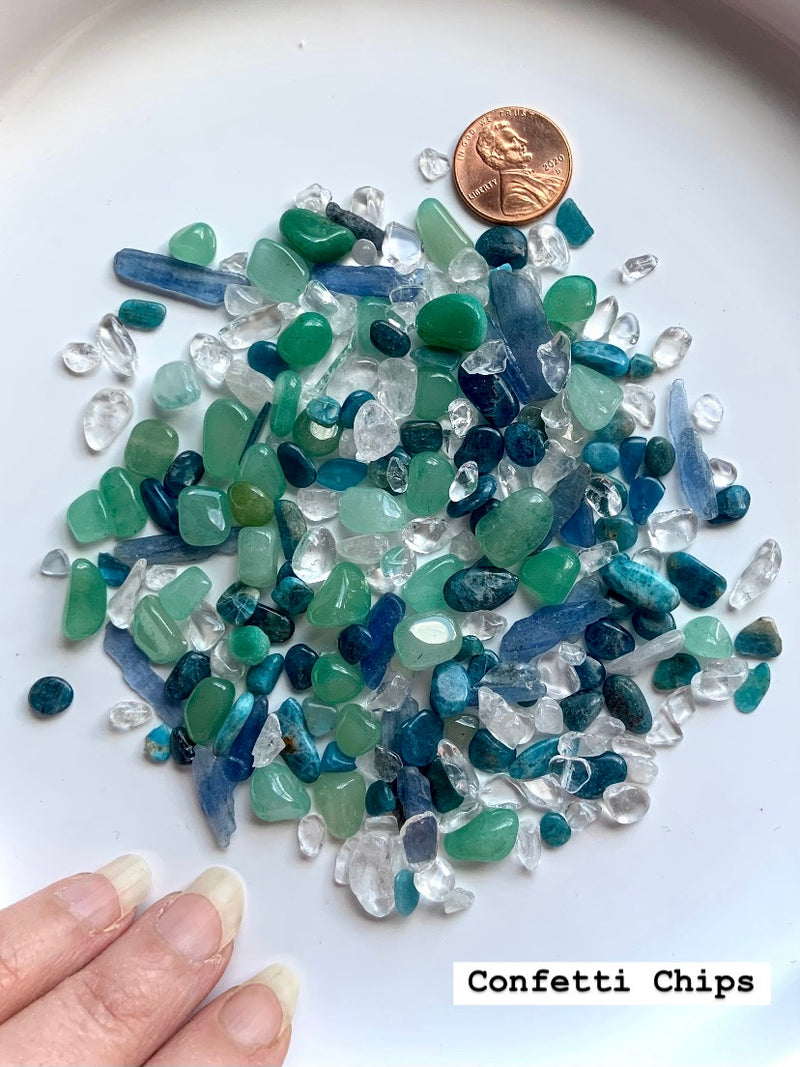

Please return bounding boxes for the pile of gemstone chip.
[33,173,782,919]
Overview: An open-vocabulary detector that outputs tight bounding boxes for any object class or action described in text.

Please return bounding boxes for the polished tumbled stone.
[734,663,770,713]
[603,675,652,733]
[118,299,166,331]
[645,436,675,478]
[540,812,572,847]
[666,552,726,609]
[683,616,733,659]
[572,340,629,377]
[584,618,636,661]
[63,559,107,641]
[652,652,701,691]
[28,676,74,717]
[508,737,560,779]
[429,660,470,718]
[475,225,527,269]
[602,554,680,614]
[708,484,751,525]
[734,617,782,659]
[284,644,318,690]
[279,207,355,262]
[443,565,518,612]
[251,762,311,822]
[444,808,519,862]
[468,728,515,772]
[560,690,604,732]
[573,752,627,799]
[416,294,487,352]
[275,697,322,782]
[313,771,367,838]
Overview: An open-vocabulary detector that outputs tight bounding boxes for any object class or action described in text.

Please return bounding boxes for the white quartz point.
[652,325,691,369]
[292,527,336,584]
[582,295,618,341]
[608,629,686,676]
[298,812,327,858]
[253,713,285,768]
[527,222,569,272]
[295,183,332,213]
[40,548,70,577]
[62,342,101,375]
[189,333,232,386]
[353,400,400,462]
[418,147,451,181]
[351,186,385,226]
[107,558,147,629]
[729,539,781,610]
[108,699,153,731]
[83,387,134,452]
[96,314,137,377]
[621,254,658,283]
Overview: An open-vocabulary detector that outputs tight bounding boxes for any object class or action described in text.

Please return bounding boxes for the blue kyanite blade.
[489,269,555,403]
[114,248,249,307]
[103,623,183,727]
[310,264,423,298]
[668,379,719,520]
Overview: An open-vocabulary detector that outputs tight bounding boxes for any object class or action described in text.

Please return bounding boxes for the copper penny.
[453,106,572,225]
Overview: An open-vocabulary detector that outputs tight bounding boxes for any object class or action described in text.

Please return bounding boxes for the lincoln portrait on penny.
[475,119,563,216]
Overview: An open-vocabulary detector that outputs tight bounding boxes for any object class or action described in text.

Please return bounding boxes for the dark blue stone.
[540,811,572,847]
[103,623,183,727]
[501,587,611,660]
[619,436,647,483]
[475,225,527,269]
[169,725,195,764]
[365,779,397,816]
[542,463,592,548]
[284,644,318,691]
[325,201,385,249]
[277,442,316,488]
[443,565,518,612]
[490,270,553,404]
[560,502,597,549]
[247,340,289,380]
[666,551,726,609]
[140,478,180,534]
[644,436,675,478]
[629,353,656,379]
[396,710,444,767]
[457,635,484,661]
[164,651,211,701]
[468,728,515,773]
[370,319,411,357]
[338,624,374,664]
[734,617,782,659]
[454,426,505,474]
[394,868,420,916]
[555,198,594,246]
[479,663,546,706]
[396,766,433,817]
[246,652,285,695]
[708,484,751,525]
[422,758,464,814]
[339,390,375,429]
[628,475,665,524]
[430,661,470,718]
[191,746,237,847]
[467,650,500,685]
[583,441,620,474]
[217,581,258,625]
[572,340,630,377]
[447,475,497,518]
[595,409,637,444]
[605,592,635,620]
[249,603,295,644]
[653,653,701,691]
[508,736,561,779]
[163,450,205,498]
[362,593,406,689]
[223,695,269,782]
[114,530,239,566]
[311,263,422,298]
[576,655,606,692]
[320,740,357,773]
[400,420,443,455]
[28,676,73,717]
[277,562,296,583]
[272,576,314,616]
[594,516,638,551]
[467,494,501,530]
[274,499,307,559]
[574,752,627,799]
[504,422,546,467]
[584,618,635,661]
[274,697,321,782]
[561,690,604,732]
[457,365,519,427]
[603,675,652,734]
[400,810,438,866]
[306,396,340,427]
[113,247,248,307]
[98,552,130,587]
[316,458,367,491]
[632,609,675,640]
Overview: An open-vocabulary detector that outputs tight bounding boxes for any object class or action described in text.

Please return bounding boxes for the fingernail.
[156,866,244,961]
[220,964,299,1049]
[57,853,151,932]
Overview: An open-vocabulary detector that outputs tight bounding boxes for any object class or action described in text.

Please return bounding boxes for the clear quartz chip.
[527,222,569,272]
[462,611,507,641]
[144,565,179,591]
[537,649,580,699]
[447,398,479,438]
[418,147,451,181]
[210,638,247,682]
[349,831,395,918]
[621,383,656,427]
[413,857,455,902]
[449,461,479,502]
[382,222,422,273]
[534,696,564,735]
[224,284,269,318]
[377,358,417,417]
[83,388,134,452]
[187,601,225,651]
[224,359,273,410]
[584,475,624,518]
[621,254,658,283]
[218,251,248,273]
[709,457,737,489]
[449,529,481,563]
[448,248,489,284]
[297,487,339,522]
[96,314,137,377]
[107,558,147,628]
[515,819,542,871]
[298,812,327,857]
[564,799,601,831]
[550,755,592,794]
[582,296,618,341]
[351,239,379,265]
[646,508,698,551]
[691,658,749,702]
[337,534,390,568]
[41,548,70,577]
[189,333,232,386]
[353,400,400,461]
[219,304,284,350]
[690,393,724,432]
[652,325,692,369]
[608,312,640,350]
[62,342,101,375]
[402,518,451,554]
[443,887,475,914]
[603,782,650,824]
[293,528,336,584]
[295,183,332,213]
[537,331,571,392]
[108,699,153,731]
[461,339,508,376]
[351,186,385,226]
[579,540,619,575]
[729,539,781,610]
[252,713,284,768]
[632,546,663,571]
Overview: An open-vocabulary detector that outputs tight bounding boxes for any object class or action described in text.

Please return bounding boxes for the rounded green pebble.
[339,486,410,534]
[393,611,462,670]
[474,488,554,568]
[279,208,355,263]
[542,275,597,323]
[402,554,462,613]
[228,625,271,666]
[99,467,147,538]
[151,362,201,411]
[131,595,188,664]
[158,566,212,621]
[227,482,274,526]
[313,771,367,838]
[169,222,217,266]
[66,490,112,544]
[124,420,179,479]
[277,312,332,369]
[405,453,454,516]
[519,546,581,604]
[335,703,381,757]
[683,616,733,659]
[307,563,371,629]
[311,653,363,704]
[251,763,311,822]
[292,410,341,456]
[237,526,279,589]
[566,364,623,432]
[414,367,460,419]
[178,486,233,546]
[184,676,235,745]
[416,294,487,352]
[238,444,286,499]
[203,399,254,483]
[62,558,107,641]
[443,807,519,862]
[247,239,310,303]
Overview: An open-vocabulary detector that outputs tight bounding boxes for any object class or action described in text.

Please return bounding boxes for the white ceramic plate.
[1,2,798,1065]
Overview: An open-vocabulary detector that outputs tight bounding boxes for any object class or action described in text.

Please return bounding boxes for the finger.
[0,854,151,1023]
[0,866,244,1067]
[146,963,297,1067]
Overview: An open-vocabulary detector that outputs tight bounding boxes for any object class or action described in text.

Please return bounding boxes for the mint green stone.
[416,198,473,270]
[566,364,623,431]
[416,294,487,352]
[184,676,235,745]
[169,222,216,266]
[335,703,381,758]
[519,547,581,604]
[357,296,392,358]
[247,238,310,302]
[157,566,212,621]
[339,487,410,534]
[403,554,462,613]
[62,559,107,641]
[124,419,179,479]
[277,312,333,369]
[414,367,460,419]
[151,361,201,411]
[313,771,367,838]
[251,762,311,822]
[132,595,189,664]
[475,488,554,568]
[683,616,733,659]
[202,398,254,481]
[279,208,355,263]
[393,611,462,670]
[405,453,454,517]
[237,444,286,499]
[292,410,341,456]
[542,275,597,323]
[99,467,147,538]
[443,808,519,863]
[66,490,111,544]
[269,370,303,437]
[178,486,233,546]
[237,526,279,588]
[307,563,371,629]
[228,625,271,666]
[311,653,363,704]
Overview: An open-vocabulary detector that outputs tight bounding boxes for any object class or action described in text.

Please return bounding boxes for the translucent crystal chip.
[219,304,284,350]
[584,715,626,748]
[376,545,415,589]
[382,222,422,274]
[527,222,569,272]
[621,254,658,283]
[224,284,269,318]
[622,754,659,786]
[729,539,781,610]
[509,774,567,812]
[609,629,685,677]
[96,314,137,377]
[461,339,508,376]
[550,755,592,794]
[520,262,543,294]
[447,397,479,438]
[108,699,153,731]
[578,540,619,575]
[691,658,749,702]
[515,819,542,871]
[462,610,508,641]
[337,429,358,459]
[402,518,451,555]
[298,812,327,857]
[558,641,586,666]
[296,487,339,522]
[690,393,724,432]
[478,688,531,748]
[533,695,564,735]
[337,533,390,568]
[541,390,571,432]
[422,262,454,300]
[351,186,385,226]
[584,475,624,518]
[443,886,475,914]
[82,387,134,453]
[564,799,601,831]
[218,251,248,273]
[448,247,489,284]
[353,400,400,461]
[293,528,336,584]
[377,358,417,417]
[611,735,656,760]
[537,331,572,392]
[334,835,359,885]
[62,341,101,375]
[480,775,523,809]
[621,383,656,428]
[632,547,663,571]
[496,458,529,498]
[449,461,479,502]
[536,649,580,699]
[582,296,618,341]
[41,548,70,577]
[449,529,481,563]
[349,831,395,918]
[709,457,737,489]
[295,182,332,213]
[661,686,696,726]
[531,441,580,492]
[647,712,683,747]
[413,857,455,902]
[400,811,439,869]
[144,565,179,591]
[187,601,225,651]
[252,713,284,768]
[646,508,698,552]
[189,333,232,386]
[652,325,692,369]
[418,147,451,181]
[224,359,273,410]
[351,239,379,266]
[327,354,379,402]
[603,782,650,824]
[107,558,147,628]
[608,312,640,350]
[210,638,247,682]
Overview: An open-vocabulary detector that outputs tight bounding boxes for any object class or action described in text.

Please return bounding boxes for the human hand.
[0,856,296,1066]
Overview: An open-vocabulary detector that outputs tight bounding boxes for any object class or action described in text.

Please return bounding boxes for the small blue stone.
[249,604,295,644]
[619,435,647,483]
[98,552,130,587]
[277,442,316,488]
[603,675,652,734]
[457,635,484,662]
[631,609,675,640]
[272,576,314,616]
[394,868,420,916]
[223,695,269,783]
[316,458,368,491]
[504,422,546,467]
[560,690,604,732]
[113,247,248,307]
[247,340,289,380]
[169,725,195,765]
[140,478,180,535]
[500,587,611,661]
[583,440,620,474]
[213,692,254,757]
[423,757,465,814]
[448,475,498,518]
[457,366,519,428]
[540,811,572,847]
[734,617,782,659]
[216,581,258,625]
[542,463,592,548]
[118,298,166,331]
[575,655,606,692]
[28,676,73,717]
[555,198,594,247]
[275,499,307,559]
[628,475,666,524]
[490,270,553,404]
[443,565,518,612]
[466,650,500,685]
[666,551,726,609]
[644,436,675,478]
[468,728,516,773]
[366,779,397,816]
[572,340,630,377]
[594,516,638,551]
[396,710,444,767]
[339,390,375,429]
[338,624,374,664]
[734,663,771,713]
[475,225,528,269]
[429,660,470,718]
[306,395,341,427]
[320,740,357,773]
[325,201,385,249]
[361,593,406,689]
[574,752,627,799]
[400,420,443,455]
[652,653,701,691]
[284,644,318,691]
[277,561,296,583]
[401,810,438,866]
[164,651,211,701]
[275,697,321,782]
[508,736,560,779]
[628,353,656,380]
[560,502,597,549]
[396,766,433,817]
[369,319,411,357]
[584,618,636,661]
[144,723,172,762]
[163,450,205,499]
[453,426,505,474]
[708,484,751,525]
[246,652,284,695]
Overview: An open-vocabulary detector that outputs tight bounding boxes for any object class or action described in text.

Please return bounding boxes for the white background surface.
[1,1,799,1065]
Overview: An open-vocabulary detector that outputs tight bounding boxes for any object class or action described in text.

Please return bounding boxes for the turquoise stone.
[151,361,201,411]
[652,653,701,691]
[602,554,680,614]
[734,663,770,713]
[443,808,519,863]
[66,490,112,544]
[574,752,627,799]
[474,488,553,568]
[279,208,355,263]
[237,526,279,589]
[247,238,310,303]
[405,453,454,517]
[169,222,216,266]
[339,486,410,533]
[394,869,419,916]
[238,443,286,499]
[203,398,254,482]
[403,554,463,613]
[572,340,629,377]
[118,299,166,331]
[683,616,733,659]
[415,198,473,269]
[540,812,571,847]
[734,617,782,659]
[131,595,189,664]
[393,611,462,670]
[415,294,488,352]
[666,552,726,609]
[555,199,594,246]
[99,467,147,539]
[508,737,560,779]
[566,364,623,431]
[543,275,597,323]
[178,486,233,546]
[251,762,311,821]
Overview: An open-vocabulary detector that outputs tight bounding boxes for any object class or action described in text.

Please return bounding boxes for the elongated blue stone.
[223,695,269,782]
[443,565,518,612]
[191,746,237,847]
[574,752,627,799]
[361,593,406,688]
[708,484,751,525]
[311,264,423,297]
[561,690,604,731]
[114,248,248,307]
[447,475,497,518]
[213,692,254,757]
[325,201,385,249]
[396,766,433,817]
[619,436,646,482]
[560,502,597,548]
[275,499,307,559]
[320,740,357,773]
[508,736,561,779]
[275,697,321,782]
[468,728,515,773]
[501,588,610,660]
[734,617,782,659]
[103,623,183,727]
[247,652,285,695]
[603,675,652,734]
[631,609,675,640]
[584,618,635,660]
[572,340,630,377]
[114,530,239,566]
[453,426,504,475]
[542,463,592,547]
[628,475,665,524]
[602,553,681,613]
[316,458,368,491]
[489,270,554,403]
[666,551,726,609]
[457,366,519,427]
[479,663,545,705]
[734,663,770,713]
[396,710,443,766]
[165,651,211,701]
[668,379,718,520]
[140,478,180,535]
[429,661,470,718]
